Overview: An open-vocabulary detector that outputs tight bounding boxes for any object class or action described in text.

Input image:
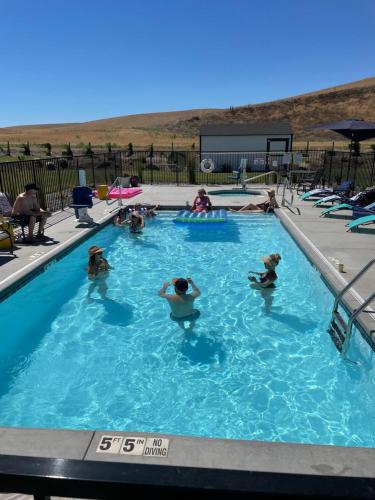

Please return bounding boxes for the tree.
[6,141,11,156]
[84,142,94,156]
[42,143,52,156]
[22,141,31,156]
[127,142,134,156]
[62,142,73,158]
[106,142,112,153]
[191,143,195,150]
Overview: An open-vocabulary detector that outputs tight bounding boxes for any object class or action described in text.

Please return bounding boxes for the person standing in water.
[248,253,281,288]
[87,246,113,301]
[158,277,200,331]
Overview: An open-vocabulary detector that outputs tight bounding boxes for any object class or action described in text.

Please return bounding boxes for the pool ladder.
[328,258,375,358]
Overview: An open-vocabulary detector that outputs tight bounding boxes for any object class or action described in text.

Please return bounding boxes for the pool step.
[328,311,346,352]
[328,258,375,359]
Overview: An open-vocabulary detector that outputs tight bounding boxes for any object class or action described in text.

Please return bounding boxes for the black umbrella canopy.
[307,119,375,142]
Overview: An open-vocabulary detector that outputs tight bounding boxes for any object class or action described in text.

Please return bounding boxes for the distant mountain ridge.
[0,76,374,147]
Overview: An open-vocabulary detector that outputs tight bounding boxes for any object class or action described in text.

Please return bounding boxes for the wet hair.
[174,278,188,292]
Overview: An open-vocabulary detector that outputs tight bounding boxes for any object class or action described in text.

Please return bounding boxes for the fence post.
[91,156,96,187]
[370,153,375,186]
[56,161,64,211]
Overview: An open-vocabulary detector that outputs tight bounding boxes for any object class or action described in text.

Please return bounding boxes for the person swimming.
[158,277,201,331]
[113,207,129,227]
[125,212,144,233]
[248,253,281,288]
[86,245,113,301]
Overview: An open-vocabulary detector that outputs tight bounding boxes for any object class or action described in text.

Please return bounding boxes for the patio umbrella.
[306,119,375,144]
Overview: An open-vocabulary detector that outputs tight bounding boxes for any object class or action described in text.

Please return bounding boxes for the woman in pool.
[231,189,279,213]
[113,207,129,227]
[87,246,113,300]
[126,212,144,233]
[191,189,212,213]
[248,253,281,288]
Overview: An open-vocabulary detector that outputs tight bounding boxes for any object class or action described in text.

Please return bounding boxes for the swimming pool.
[0,213,374,447]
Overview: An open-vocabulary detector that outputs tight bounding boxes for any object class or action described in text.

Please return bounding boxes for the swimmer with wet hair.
[158,277,200,331]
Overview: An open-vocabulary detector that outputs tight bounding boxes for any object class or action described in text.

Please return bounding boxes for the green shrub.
[21,141,31,156]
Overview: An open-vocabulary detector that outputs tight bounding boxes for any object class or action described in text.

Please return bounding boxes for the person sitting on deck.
[191,189,212,213]
[230,189,279,213]
[0,192,12,217]
[11,183,51,243]
[248,254,281,288]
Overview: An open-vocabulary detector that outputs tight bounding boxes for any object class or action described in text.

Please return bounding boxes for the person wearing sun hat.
[86,245,113,301]
[230,188,279,213]
[248,253,281,288]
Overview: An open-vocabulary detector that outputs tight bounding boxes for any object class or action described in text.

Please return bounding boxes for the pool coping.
[276,207,375,348]
[1,206,375,497]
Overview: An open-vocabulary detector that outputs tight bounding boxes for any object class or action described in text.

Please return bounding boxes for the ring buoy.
[200,158,215,173]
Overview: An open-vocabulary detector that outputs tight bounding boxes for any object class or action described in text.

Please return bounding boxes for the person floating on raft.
[248,253,281,288]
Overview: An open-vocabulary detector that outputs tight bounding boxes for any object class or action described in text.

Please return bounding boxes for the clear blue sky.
[1,0,374,127]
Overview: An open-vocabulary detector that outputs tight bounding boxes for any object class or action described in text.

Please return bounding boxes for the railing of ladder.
[241,170,280,189]
[278,176,300,215]
[106,176,129,207]
[329,258,375,358]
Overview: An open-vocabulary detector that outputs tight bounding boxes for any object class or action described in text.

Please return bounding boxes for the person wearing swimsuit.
[87,246,113,301]
[248,253,281,288]
[158,277,201,331]
[191,189,212,213]
[230,189,279,213]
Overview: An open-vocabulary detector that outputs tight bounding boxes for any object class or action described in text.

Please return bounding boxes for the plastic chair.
[69,186,94,224]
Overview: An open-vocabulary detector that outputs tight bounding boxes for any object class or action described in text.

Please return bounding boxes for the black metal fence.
[1,149,374,212]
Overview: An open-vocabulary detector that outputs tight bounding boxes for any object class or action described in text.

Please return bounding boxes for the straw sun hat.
[88,245,105,256]
[262,253,281,268]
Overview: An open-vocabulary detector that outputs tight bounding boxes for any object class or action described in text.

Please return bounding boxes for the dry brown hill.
[1,76,374,149]
[0,109,219,149]
[168,77,375,145]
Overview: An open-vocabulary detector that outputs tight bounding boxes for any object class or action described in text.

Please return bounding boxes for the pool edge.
[1,207,375,496]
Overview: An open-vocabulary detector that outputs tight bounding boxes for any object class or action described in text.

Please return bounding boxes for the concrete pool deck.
[0,183,375,497]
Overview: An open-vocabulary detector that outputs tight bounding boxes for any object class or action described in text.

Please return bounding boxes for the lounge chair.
[314,187,375,208]
[321,201,375,218]
[0,224,14,255]
[296,167,324,195]
[300,180,353,201]
[346,205,375,232]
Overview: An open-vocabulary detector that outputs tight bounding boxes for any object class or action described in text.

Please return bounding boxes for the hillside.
[167,77,375,143]
[0,76,374,149]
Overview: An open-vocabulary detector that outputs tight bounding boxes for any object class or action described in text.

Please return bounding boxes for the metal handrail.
[280,176,301,215]
[241,170,279,189]
[342,290,375,356]
[333,258,375,313]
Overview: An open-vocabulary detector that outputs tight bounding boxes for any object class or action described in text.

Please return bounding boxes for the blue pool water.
[0,213,374,447]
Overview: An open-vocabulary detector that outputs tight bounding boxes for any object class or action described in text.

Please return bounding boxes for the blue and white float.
[174,209,227,223]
